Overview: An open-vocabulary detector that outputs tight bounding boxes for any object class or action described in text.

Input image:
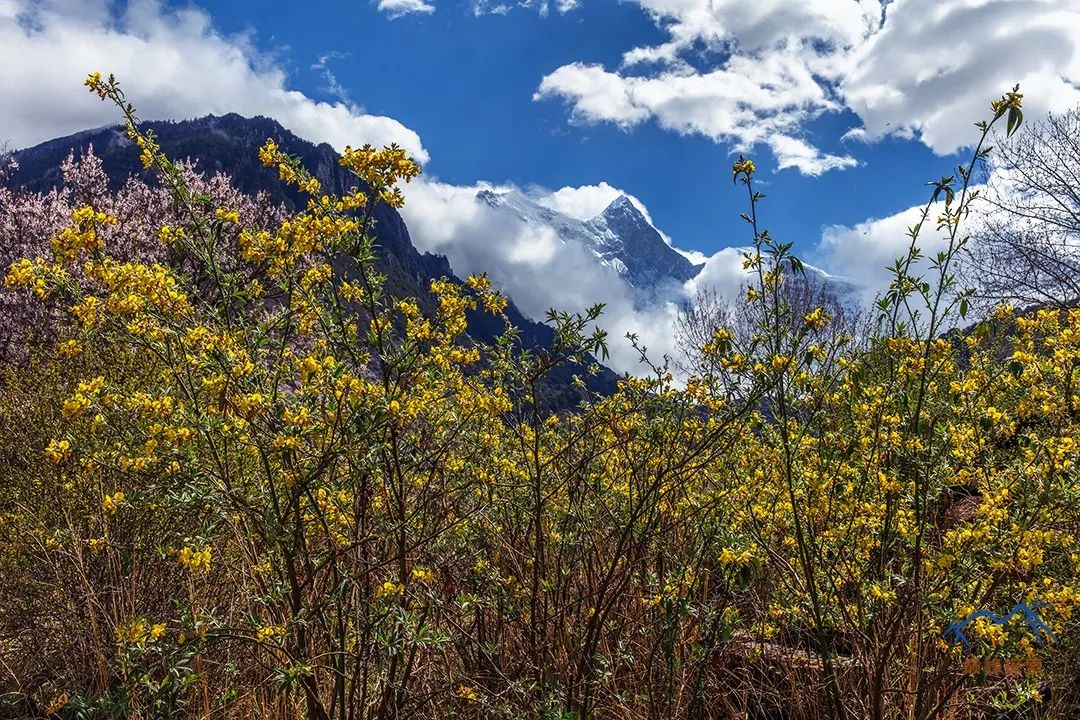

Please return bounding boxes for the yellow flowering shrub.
[1,75,1077,720]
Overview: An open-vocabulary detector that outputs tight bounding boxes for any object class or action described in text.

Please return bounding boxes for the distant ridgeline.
[10,114,619,410]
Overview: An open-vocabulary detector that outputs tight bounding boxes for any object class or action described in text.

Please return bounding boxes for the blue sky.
[4,0,1077,269]
[3,0,1080,369]
[198,0,960,260]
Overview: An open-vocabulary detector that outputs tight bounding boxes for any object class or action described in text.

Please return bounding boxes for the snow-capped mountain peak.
[601,194,637,215]
[473,188,864,315]
[477,188,701,294]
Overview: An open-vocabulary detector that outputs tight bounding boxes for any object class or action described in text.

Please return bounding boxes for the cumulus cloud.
[535,56,860,176]
[376,0,435,19]
[534,181,648,221]
[408,182,609,321]
[813,167,1040,308]
[767,135,859,175]
[534,57,860,177]
[401,177,745,372]
[0,0,428,161]
[536,0,1080,174]
[812,183,1010,309]
[842,0,1080,155]
[535,1,878,175]
[533,181,683,246]
[619,0,880,64]
[684,247,755,299]
[816,203,941,307]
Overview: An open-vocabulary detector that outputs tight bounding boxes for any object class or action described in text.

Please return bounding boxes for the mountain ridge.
[478,187,702,299]
[8,112,619,407]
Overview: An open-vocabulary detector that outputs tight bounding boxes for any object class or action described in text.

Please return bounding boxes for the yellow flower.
[258,139,280,166]
[466,274,491,292]
[732,155,756,178]
[802,307,830,331]
[411,567,435,583]
[102,491,125,515]
[61,393,91,421]
[256,624,284,642]
[215,208,240,224]
[45,439,71,464]
[770,354,791,372]
[178,545,212,573]
[991,87,1024,114]
[115,618,165,646]
[58,339,82,357]
[84,71,104,96]
[375,580,404,599]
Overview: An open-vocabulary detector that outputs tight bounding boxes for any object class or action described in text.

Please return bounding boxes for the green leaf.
[1007,107,1024,137]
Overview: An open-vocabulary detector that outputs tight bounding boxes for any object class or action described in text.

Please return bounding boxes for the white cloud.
[397,174,775,374]
[401,177,736,372]
[812,156,1036,308]
[619,0,880,67]
[311,51,352,104]
[472,0,579,17]
[535,1,878,175]
[534,181,681,245]
[535,54,861,175]
[674,247,709,265]
[535,181,647,221]
[684,247,755,299]
[842,0,1080,155]
[0,0,428,161]
[767,134,859,176]
[376,0,435,19]
[817,203,940,306]
[536,0,1080,174]
[811,182,1011,309]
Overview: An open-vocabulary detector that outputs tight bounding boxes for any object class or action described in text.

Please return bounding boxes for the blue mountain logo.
[943,601,1057,649]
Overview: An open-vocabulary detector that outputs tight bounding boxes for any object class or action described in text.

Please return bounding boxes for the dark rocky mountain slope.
[10,113,618,407]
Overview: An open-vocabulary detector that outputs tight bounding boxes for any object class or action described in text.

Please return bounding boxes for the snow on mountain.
[477,188,701,297]
[476,188,863,312]
[796,261,864,312]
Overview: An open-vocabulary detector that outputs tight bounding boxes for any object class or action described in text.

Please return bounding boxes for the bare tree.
[969,108,1080,308]
[673,284,737,377]
[674,272,867,378]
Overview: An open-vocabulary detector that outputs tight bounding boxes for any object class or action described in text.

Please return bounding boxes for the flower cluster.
[3,76,1077,720]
